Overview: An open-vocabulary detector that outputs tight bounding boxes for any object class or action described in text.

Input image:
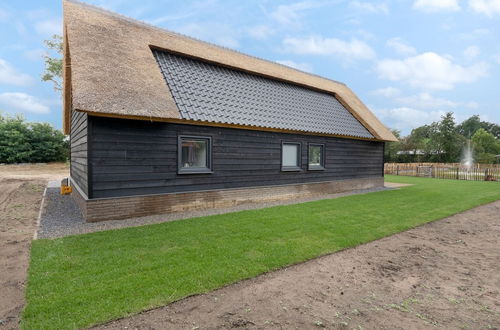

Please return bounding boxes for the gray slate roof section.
[153,50,374,138]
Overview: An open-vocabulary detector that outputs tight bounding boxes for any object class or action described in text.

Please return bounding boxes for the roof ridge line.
[65,0,346,87]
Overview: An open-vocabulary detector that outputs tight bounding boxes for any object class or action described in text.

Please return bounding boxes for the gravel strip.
[37,185,392,239]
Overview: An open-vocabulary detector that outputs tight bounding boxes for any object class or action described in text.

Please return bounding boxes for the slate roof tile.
[154,50,373,139]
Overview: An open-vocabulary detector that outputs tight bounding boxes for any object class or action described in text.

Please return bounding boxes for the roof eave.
[76,109,392,142]
[62,6,72,135]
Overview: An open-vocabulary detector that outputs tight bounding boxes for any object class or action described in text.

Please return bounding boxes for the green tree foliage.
[457,115,500,139]
[0,115,32,163]
[0,114,68,163]
[384,113,499,164]
[472,128,500,163]
[42,34,63,92]
[384,129,401,162]
[435,112,464,162]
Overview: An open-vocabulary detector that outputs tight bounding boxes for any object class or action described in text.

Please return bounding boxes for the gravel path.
[37,185,391,239]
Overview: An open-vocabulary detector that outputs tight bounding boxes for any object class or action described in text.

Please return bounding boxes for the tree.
[472,128,500,163]
[384,129,401,162]
[29,122,69,162]
[42,34,63,92]
[435,112,463,162]
[406,125,434,162]
[0,114,33,163]
[381,113,498,164]
[457,115,500,139]
[0,114,68,163]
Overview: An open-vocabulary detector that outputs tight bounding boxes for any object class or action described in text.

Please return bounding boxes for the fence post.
[456,167,459,180]
[397,165,399,176]
[485,168,489,181]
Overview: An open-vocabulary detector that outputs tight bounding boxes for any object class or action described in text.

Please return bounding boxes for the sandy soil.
[0,163,69,181]
[97,201,500,330]
[384,182,414,189]
[0,163,68,329]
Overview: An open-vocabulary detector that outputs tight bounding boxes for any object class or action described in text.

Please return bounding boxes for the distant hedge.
[0,114,68,164]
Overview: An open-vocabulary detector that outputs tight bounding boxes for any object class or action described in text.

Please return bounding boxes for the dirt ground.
[0,163,69,181]
[97,201,500,330]
[0,163,68,329]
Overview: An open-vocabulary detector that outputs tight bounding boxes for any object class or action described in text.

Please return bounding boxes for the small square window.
[308,144,325,170]
[281,142,301,171]
[178,136,212,174]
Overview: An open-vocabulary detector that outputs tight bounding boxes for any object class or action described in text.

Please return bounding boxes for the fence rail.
[384,163,499,182]
[385,162,500,170]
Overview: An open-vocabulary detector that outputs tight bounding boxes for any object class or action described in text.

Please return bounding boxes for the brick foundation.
[72,177,383,222]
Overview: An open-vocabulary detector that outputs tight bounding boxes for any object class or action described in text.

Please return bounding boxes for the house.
[63,0,397,222]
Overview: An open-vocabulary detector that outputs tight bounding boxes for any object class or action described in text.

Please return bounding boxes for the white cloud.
[395,93,460,109]
[349,1,389,14]
[269,1,323,26]
[147,0,217,25]
[275,60,313,72]
[176,22,239,48]
[370,87,400,97]
[459,28,490,40]
[34,18,62,35]
[463,45,480,60]
[353,28,376,40]
[376,52,488,90]
[283,36,376,60]
[0,93,50,114]
[413,0,461,12]
[469,0,500,16]
[386,38,417,56]
[374,107,446,133]
[0,58,34,86]
[23,49,45,61]
[246,25,274,40]
[371,90,479,110]
[0,8,8,21]
[464,101,480,109]
[148,12,195,25]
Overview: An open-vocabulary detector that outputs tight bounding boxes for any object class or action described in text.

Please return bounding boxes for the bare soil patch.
[97,201,500,330]
[0,180,44,329]
[0,163,68,181]
[0,163,68,329]
[384,182,414,189]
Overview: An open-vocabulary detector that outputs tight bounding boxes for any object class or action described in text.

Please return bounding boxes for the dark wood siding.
[89,116,384,198]
[70,111,88,196]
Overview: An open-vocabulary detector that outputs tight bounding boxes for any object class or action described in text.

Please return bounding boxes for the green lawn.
[22,176,500,329]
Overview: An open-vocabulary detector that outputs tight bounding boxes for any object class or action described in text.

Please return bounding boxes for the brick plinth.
[72,177,383,222]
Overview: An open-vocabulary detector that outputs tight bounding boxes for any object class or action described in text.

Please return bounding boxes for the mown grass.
[22,176,500,329]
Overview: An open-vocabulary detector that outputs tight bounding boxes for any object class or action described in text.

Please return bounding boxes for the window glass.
[309,145,323,167]
[181,139,207,169]
[282,143,299,167]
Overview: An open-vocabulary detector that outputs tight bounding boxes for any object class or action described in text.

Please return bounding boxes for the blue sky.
[0,0,499,135]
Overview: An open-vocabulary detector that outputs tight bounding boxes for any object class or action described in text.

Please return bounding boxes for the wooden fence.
[384,163,500,181]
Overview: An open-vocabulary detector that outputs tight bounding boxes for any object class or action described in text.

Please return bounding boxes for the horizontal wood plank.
[87,116,383,198]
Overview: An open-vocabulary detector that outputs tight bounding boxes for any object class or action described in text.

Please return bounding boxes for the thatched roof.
[63,0,397,142]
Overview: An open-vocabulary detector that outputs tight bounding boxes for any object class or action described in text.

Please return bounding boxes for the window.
[308,144,325,170]
[178,135,212,174]
[281,142,301,171]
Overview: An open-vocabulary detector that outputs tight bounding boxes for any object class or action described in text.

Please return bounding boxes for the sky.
[0,0,499,135]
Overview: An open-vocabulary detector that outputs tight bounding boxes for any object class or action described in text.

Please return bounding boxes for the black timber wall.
[70,111,89,196]
[88,116,384,199]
